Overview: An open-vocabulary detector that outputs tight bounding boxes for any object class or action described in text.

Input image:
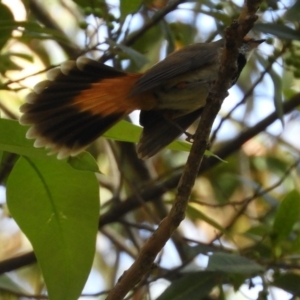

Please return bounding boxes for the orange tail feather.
[20,57,156,159]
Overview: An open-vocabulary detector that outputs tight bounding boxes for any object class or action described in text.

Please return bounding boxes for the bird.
[20,37,265,160]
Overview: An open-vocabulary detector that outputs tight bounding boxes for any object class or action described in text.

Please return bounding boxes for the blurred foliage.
[0,0,300,300]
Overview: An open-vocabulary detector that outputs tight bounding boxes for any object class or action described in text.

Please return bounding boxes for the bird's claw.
[185,132,195,143]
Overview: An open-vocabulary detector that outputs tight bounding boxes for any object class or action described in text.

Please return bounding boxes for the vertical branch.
[105,1,263,299]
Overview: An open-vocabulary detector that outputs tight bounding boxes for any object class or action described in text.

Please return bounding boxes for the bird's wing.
[131,39,223,95]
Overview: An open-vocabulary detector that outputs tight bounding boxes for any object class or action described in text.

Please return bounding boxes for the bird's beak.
[254,39,266,44]
[250,39,266,48]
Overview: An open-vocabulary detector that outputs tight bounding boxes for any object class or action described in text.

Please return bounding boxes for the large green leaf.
[6,156,99,300]
[157,271,222,300]
[207,253,264,274]
[272,190,300,245]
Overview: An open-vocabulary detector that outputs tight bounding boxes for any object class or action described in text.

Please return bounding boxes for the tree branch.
[0,252,36,274]
[105,1,263,299]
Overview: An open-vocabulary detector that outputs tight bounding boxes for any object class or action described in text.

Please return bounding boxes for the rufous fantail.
[20,37,264,159]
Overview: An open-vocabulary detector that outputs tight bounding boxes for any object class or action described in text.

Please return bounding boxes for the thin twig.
[99,0,186,63]
[191,158,300,208]
[123,0,187,47]
[101,228,138,259]
[210,158,300,242]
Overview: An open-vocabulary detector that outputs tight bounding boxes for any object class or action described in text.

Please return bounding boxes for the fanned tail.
[20,57,146,159]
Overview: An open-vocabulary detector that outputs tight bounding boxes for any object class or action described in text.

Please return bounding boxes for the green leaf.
[182,244,226,260]
[187,205,227,233]
[265,156,290,175]
[72,0,92,9]
[209,172,241,204]
[103,120,193,152]
[73,0,89,8]
[272,190,300,244]
[206,253,264,274]
[130,23,163,71]
[229,273,247,291]
[115,43,149,69]
[268,67,283,126]
[168,22,198,48]
[67,152,99,173]
[199,10,231,25]
[103,120,141,142]
[7,52,34,62]
[6,156,99,300]
[161,21,176,54]
[256,56,283,125]
[1,21,73,46]
[285,1,300,22]
[169,139,191,152]
[157,271,222,300]
[0,119,48,158]
[120,0,141,20]
[0,275,26,293]
[0,3,14,50]
[0,151,3,165]
[0,52,32,74]
[1,59,22,72]
[205,149,227,162]
[254,23,300,40]
[273,273,300,295]
[244,224,272,240]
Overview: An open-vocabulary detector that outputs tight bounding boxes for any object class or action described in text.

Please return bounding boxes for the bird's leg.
[185,133,195,143]
[162,111,194,142]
